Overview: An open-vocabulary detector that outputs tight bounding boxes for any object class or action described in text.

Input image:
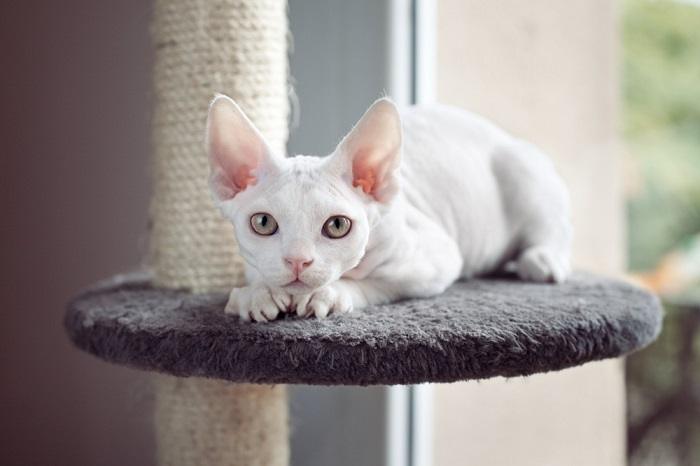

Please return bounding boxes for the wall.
[0,1,154,465]
[432,1,626,465]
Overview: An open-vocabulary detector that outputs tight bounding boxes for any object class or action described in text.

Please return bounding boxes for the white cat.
[206,95,572,322]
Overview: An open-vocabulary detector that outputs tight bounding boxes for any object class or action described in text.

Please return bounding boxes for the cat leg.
[513,189,572,283]
[515,197,572,283]
[493,141,573,283]
[292,276,407,318]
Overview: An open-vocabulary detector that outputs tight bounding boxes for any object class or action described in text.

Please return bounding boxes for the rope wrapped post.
[148,0,289,464]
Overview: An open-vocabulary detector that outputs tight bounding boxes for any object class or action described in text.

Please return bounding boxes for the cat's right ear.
[326,98,402,204]
[206,94,278,202]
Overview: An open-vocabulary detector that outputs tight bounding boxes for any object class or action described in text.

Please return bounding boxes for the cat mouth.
[283,278,307,288]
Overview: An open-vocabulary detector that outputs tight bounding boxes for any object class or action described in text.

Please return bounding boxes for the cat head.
[206,94,402,294]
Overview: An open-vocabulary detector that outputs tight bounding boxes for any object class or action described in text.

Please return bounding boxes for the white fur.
[207,95,572,322]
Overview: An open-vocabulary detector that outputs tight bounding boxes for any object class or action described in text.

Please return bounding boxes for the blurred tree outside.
[624,1,700,465]
[625,0,700,272]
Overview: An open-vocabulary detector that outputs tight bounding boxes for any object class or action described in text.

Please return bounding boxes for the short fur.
[206,96,572,321]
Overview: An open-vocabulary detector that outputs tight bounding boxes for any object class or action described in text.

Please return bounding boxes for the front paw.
[292,284,353,319]
[224,284,291,322]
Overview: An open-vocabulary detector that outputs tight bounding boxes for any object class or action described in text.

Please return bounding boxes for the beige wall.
[433,1,625,465]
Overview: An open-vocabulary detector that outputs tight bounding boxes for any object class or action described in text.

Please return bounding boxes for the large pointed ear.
[206,94,278,202]
[327,98,402,203]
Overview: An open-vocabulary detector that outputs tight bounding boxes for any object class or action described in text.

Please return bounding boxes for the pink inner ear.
[353,175,375,195]
[211,138,261,199]
[209,150,260,200]
[353,170,376,195]
[232,165,257,191]
[351,149,387,198]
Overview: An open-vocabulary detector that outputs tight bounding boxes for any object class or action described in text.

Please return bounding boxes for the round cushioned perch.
[65,271,662,386]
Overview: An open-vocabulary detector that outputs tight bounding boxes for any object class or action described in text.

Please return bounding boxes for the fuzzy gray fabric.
[65,272,662,385]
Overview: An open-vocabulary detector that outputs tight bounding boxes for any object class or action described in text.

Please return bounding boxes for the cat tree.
[64,0,662,465]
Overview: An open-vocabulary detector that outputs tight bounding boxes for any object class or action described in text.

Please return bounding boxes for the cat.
[206,94,572,322]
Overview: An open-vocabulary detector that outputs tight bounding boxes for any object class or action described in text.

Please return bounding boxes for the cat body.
[206,96,571,321]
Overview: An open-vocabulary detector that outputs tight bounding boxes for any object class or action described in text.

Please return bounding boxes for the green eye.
[323,215,352,239]
[250,213,278,236]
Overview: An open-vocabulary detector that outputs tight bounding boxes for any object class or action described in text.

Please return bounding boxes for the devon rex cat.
[206,95,572,322]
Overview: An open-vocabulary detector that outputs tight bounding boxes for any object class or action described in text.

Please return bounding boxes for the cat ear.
[328,98,402,203]
[206,94,278,202]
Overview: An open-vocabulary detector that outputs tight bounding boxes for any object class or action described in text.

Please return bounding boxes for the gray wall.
[1,1,154,465]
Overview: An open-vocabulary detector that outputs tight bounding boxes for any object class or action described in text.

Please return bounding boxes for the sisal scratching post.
[154,379,288,466]
[148,0,290,465]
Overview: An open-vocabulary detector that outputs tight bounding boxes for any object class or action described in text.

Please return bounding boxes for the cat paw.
[224,284,292,322]
[516,246,570,283]
[292,284,353,319]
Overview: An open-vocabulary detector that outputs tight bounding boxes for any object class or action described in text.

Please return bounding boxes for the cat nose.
[284,257,314,274]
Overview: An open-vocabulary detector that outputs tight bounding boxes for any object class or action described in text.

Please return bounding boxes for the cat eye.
[323,215,352,239]
[250,213,278,236]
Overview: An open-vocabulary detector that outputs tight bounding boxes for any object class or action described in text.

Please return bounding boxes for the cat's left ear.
[327,98,402,203]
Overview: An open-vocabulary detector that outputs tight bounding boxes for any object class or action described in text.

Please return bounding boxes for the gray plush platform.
[65,272,662,385]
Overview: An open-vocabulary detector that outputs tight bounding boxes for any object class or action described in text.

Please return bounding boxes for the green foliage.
[625,4,700,465]
[624,0,700,270]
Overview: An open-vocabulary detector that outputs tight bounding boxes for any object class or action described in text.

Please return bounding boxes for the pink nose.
[284,257,313,275]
